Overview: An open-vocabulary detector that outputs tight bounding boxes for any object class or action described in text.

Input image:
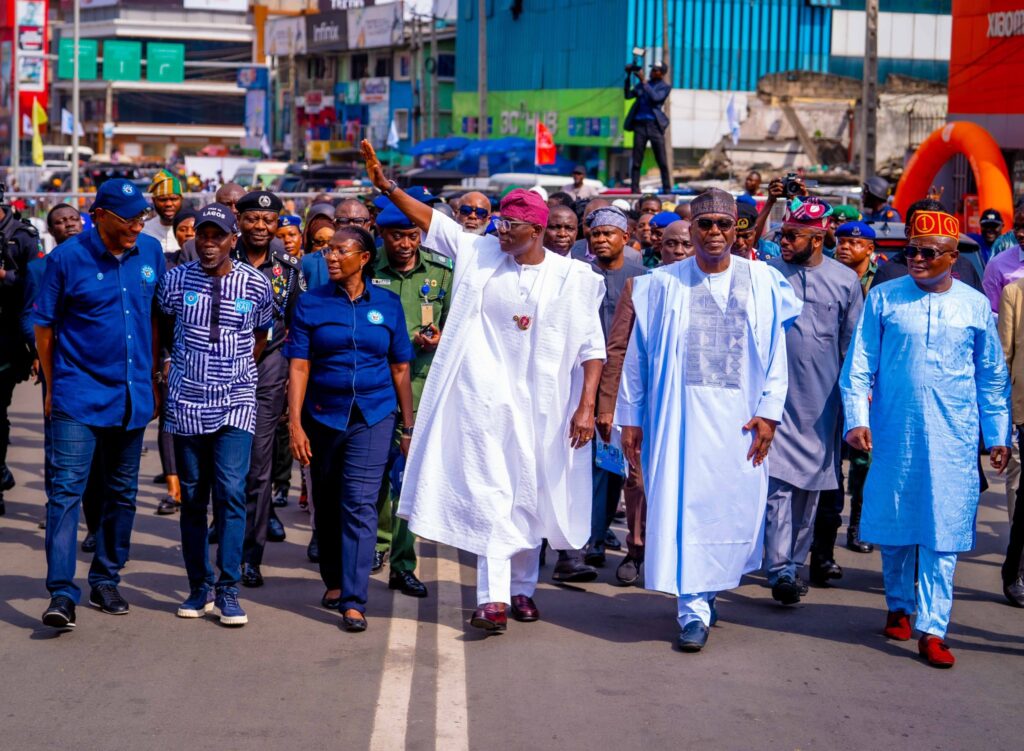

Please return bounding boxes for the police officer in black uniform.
[0,187,41,515]
[232,190,305,586]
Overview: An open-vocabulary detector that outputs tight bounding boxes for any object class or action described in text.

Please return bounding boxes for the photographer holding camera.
[624,62,672,194]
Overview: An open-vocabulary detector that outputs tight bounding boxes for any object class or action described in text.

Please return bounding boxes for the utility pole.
[71,0,81,193]
[429,14,438,139]
[860,0,879,185]
[289,29,299,163]
[477,0,488,176]
[661,0,673,190]
[409,18,419,145]
[11,28,19,179]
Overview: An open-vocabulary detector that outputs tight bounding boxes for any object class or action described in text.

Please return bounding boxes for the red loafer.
[918,635,955,668]
[510,595,540,622]
[470,602,507,632]
[883,610,912,641]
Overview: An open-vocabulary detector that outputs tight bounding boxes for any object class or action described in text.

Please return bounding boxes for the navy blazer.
[624,78,670,133]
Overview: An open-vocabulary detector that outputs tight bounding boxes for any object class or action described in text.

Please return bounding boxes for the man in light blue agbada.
[840,209,1011,669]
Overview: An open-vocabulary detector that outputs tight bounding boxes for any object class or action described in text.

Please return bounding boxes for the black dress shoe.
[846,530,873,553]
[156,497,179,515]
[603,529,622,551]
[372,550,387,573]
[583,545,606,567]
[240,563,264,588]
[42,596,76,629]
[89,584,129,614]
[307,532,320,563]
[677,621,709,652]
[552,555,598,582]
[80,533,97,553]
[0,465,16,491]
[809,558,843,587]
[771,575,801,605]
[266,516,286,542]
[321,592,341,609]
[342,613,368,632]
[389,570,428,598]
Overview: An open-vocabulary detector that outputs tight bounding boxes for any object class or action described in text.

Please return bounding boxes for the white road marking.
[368,576,420,751]
[434,548,470,750]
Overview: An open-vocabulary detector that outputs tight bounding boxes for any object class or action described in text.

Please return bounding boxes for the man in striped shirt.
[157,203,275,626]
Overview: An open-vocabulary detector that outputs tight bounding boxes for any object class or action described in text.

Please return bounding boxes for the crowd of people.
[1,144,1021,671]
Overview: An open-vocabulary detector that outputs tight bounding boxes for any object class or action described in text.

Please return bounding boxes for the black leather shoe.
[583,544,606,567]
[321,592,341,610]
[603,529,622,551]
[810,558,843,587]
[389,570,428,598]
[266,516,286,542]
[272,485,289,508]
[89,584,129,615]
[0,465,16,491]
[677,621,709,652]
[372,550,387,573]
[771,575,801,605]
[307,532,320,563]
[80,533,97,553]
[240,563,264,588]
[552,555,599,583]
[156,497,178,515]
[342,613,368,632]
[42,596,76,629]
[846,529,873,553]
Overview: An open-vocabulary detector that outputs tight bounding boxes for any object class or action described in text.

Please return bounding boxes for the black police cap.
[236,190,284,214]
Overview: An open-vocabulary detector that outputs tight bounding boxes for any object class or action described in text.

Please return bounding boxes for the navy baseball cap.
[92,179,150,218]
[980,208,1003,226]
[836,221,876,240]
[194,203,238,235]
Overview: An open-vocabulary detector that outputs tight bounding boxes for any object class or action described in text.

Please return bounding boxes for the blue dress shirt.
[284,281,414,431]
[32,227,165,429]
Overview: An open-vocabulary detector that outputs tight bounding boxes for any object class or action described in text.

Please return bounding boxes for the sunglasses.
[904,245,952,261]
[335,216,370,226]
[780,229,817,243]
[495,218,533,233]
[695,217,735,232]
[459,206,489,219]
[311,237,331,247]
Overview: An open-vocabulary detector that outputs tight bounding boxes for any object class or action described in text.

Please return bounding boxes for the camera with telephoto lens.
[625,46,645,75]
[782,173,803,197]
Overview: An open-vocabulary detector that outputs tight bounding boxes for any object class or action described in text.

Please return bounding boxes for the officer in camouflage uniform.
[230,191,305,587]
[371,193,452,597]
[0,191,42,515]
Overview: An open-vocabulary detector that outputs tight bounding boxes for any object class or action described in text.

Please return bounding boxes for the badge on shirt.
[141,265,156,283]
[367,309,384,325]
[184,291,199,306]
[371,279,391,286]
[235,299,254,314]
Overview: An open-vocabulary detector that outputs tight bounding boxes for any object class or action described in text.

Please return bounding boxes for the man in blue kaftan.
[840,209,1011,669]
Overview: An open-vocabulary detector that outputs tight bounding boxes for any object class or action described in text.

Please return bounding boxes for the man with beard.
[544,205,578,256]
[143,170,184,253]
[158,204,274,625]
[454,191,492,235]
[231,191,304,587]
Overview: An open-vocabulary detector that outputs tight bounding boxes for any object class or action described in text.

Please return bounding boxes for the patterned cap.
[690,188,736,219]
[909,210,959,241]
[149,169,183,197]
[587,206,628,232]
[783,196,833,231]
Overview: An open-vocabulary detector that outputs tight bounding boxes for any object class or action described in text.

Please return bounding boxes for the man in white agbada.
[360,141,606,633]
[618,188,801,652]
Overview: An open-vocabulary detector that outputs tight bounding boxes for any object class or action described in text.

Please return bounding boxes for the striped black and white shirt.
[157,260,275,436]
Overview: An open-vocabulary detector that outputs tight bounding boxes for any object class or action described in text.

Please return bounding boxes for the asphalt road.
[1,380,1022,751]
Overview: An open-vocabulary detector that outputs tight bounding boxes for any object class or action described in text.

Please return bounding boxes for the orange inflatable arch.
[894,122,1014,227]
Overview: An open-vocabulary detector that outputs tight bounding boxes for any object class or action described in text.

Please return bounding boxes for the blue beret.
[373,185,438,210]
[278,214,302,229]
[836,221,876,240]
[92,179,150,218]
[650,211,680,229]
[376,200,416,229]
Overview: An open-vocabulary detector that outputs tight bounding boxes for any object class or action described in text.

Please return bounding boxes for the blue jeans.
[175,427,253,589]
[45,415,145,602]
[305,408,394,614]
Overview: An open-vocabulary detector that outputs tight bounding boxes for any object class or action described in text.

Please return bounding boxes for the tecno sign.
[987,10,1024,37]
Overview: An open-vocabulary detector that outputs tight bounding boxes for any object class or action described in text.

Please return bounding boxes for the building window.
[394,109,410,139]
[351,53,369,80]
[395,52,411,81]
[437,52,455,81]
[375,56,392,78]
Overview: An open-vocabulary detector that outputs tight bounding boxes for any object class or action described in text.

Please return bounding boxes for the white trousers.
[476,545,541,606]
[677,591,717,628]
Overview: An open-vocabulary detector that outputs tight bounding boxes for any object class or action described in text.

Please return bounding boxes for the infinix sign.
[987,10,1024,37]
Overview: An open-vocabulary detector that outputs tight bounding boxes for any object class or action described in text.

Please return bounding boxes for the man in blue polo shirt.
[33,179,166,630]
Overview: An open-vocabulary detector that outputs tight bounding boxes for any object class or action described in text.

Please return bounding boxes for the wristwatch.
[382,179,398,196]
[401,425,414,437]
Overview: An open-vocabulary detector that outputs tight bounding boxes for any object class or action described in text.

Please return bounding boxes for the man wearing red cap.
[841,209,1011,668]
[360,140,606,633]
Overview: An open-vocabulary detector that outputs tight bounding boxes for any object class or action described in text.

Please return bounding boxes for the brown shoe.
[883,610,912,641]
[510,595,539,622]
[470,602,507,632]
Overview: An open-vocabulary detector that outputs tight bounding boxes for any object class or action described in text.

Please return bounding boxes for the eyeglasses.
[323,246,365,259]
[459,206,489,219]
[904,245,952,261]
[695,217,735,232]
[105,208,154,227]
[495,218,533,233]
[335,216,370,226]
